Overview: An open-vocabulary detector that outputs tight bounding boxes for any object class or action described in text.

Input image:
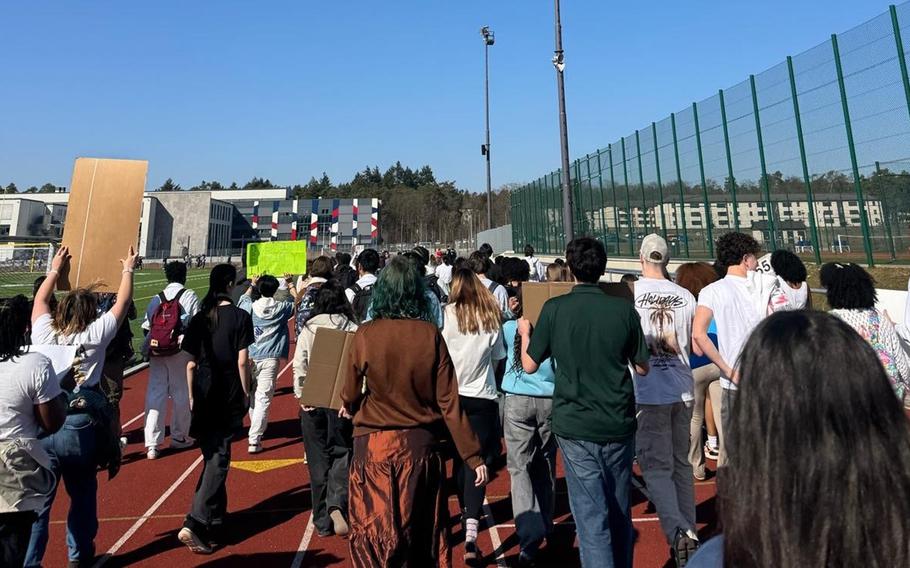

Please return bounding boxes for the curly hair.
[771,250,807,284]
[715,232,761,269]
[820,262,876,310]
[0,295,31,362]
[369,256,435,322]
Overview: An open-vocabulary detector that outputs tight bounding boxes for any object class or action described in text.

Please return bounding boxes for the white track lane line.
[289,513,316,568]
[95,359,295,566]
[121,412,145,430]
[483,498,508,567]
[92,455,204,568]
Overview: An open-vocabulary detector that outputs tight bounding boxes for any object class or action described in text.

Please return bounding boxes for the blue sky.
[0,1,900,193]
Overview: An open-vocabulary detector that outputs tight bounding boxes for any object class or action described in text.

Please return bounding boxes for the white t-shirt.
[435,264,453,295]
[441,304,506,400]
[632,277,696,405]
[479,276,509,315]
[345,273,378,304]
[31,312,119,388]
[698,274,766,390]
[767,276,808,314]
[0,352,62,440]
[526,256,546,282]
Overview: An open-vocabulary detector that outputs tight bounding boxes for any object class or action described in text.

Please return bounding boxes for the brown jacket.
[341,319,483,469]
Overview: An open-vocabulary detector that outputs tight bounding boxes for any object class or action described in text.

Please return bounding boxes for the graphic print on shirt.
[635,292,687,369]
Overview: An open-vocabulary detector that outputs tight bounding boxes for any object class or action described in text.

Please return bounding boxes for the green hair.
[370,255,435,322]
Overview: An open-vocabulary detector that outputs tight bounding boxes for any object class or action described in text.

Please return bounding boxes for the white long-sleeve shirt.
[292,313,358,401]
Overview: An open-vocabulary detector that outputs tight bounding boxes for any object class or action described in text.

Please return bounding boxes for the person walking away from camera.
[545,262,571,282]
[479,243,503,284]
[341,256,488,568]
[631,235,699,565]
[0,296,66,567]
[524,245,545,283]
[435,250,456,299]
[293,281,358,538]
[334,253,358,289]
[96,291,136,464]
[501,286,556,567]
[692,232,769,466]
[25,245,138,567]
[346,249,379,324]
[177,264,254,554]
[469,251,511,319]
[364,251,445,328]
[767,250,810,313]
[142,261,200,459]
[295,257,333,336]
[518,237,649,568]
[675,263,723,478]
[407,246,446,303]
[688,311,910,568]
[441,268,506,565]
[620,273,639,293]
[238,274,297,454]
[822,262,910,398]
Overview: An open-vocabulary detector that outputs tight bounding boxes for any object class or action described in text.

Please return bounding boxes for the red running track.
[40,358,719,568]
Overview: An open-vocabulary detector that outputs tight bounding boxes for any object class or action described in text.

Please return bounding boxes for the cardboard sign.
[59,158,148,291]
[246,241,308,277]
[522,281,633,326]
[298,327,355,410]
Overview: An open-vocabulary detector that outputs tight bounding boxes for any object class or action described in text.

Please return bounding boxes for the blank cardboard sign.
[59,158,148,291]
[299,327,356,410]
[522,281,635,326]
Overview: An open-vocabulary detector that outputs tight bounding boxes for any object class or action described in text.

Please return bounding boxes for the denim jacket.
[238,296,295,360]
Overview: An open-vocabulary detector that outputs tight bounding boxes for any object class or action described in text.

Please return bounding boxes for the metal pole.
[608,144,622,252]
[692,102,714,257]
[875,161,898,261]
[671,113,690,257]
[651,122,668,241]
[787,55,822,264]
[554,0,574,244]
[892,5,910,126]
[621,137,634,255]
[750,74,777,251]
[832,33,875,266]
[482,27,494,231]
[635,130,649,236]
[718,89,739,231]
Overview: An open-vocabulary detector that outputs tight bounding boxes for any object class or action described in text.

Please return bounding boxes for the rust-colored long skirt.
[348,428,450,568]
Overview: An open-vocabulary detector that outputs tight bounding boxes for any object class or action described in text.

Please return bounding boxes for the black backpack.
[349,282,374,323]
[425,274,444,302]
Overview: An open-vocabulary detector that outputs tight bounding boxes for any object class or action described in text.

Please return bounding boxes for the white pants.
[144,351,193,449]
[248,358,280,445]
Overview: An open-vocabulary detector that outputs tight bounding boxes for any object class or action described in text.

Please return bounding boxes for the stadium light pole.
[554,0,574,243]
[481,26,495,231]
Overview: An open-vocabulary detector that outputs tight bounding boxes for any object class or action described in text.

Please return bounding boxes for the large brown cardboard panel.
[299,327,355,410]
[522,281,634,326]
[59,158,148,291]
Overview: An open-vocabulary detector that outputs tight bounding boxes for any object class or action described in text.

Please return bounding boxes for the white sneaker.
[178,527,213,555]
[119,437,128,450]
[248,443,262,454]
[170,438,194,450]
[147,448,159,460]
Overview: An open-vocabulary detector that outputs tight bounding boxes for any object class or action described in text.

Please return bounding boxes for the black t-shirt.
[182,304,254,436]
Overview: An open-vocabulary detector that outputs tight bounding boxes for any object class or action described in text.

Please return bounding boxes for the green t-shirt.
[527,284,649,443]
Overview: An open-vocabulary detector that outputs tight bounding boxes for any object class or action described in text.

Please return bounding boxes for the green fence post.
[588,154,598,239]
[635,130,650,236]
[671,113,691,257]
[596,149,609,246]
[651,122,669,240]
[621,137,634,255]
[787,56,823,264]
[608,144,622,254]
[513,187,522,251]
[892,5,910,125]
[750,74,777,251]
[692,102,715,258]
[832,33,875,266]
[718,89,740,231]
[875,161,898,261]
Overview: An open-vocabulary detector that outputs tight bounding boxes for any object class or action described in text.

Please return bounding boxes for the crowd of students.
[3,234,910,568]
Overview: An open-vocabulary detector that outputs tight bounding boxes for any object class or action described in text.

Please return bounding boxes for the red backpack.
[148,289,186,357]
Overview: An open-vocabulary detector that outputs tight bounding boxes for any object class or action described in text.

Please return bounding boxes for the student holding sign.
[292,281,358,538]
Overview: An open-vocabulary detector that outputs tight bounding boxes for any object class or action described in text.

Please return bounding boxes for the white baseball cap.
[640,234,670,264]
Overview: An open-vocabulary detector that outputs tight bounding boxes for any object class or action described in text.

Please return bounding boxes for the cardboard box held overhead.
[59,158,148,292]
[298,327,356,410]
[521,281,634,326]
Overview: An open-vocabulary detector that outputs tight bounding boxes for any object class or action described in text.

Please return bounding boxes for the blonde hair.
[52,283,103,337]
[449,267,501,335]
[546,263,572,282]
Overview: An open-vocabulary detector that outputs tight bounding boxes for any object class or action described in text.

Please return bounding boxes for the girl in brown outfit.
[342,256,488,568]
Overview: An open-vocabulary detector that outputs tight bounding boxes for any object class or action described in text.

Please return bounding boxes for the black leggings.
[454,396,499,520]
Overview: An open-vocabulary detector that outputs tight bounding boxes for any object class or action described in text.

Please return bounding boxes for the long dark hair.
[200,264,237,330]
[0,295,31,362]
[720,311,910,567]
[508,289,554,377]
[310,280,356,323]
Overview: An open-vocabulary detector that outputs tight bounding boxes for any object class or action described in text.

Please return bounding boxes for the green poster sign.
[246,241,308,276]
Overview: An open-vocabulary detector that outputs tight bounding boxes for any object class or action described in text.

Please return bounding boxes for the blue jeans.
[25,413,99,566]
[556,434,634,568]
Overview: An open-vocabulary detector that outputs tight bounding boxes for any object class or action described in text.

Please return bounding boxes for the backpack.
[148,289,186,357]
[425,274,444,302]
[349,282,374,323]
[487,280,501,295]
[295,283,322,335]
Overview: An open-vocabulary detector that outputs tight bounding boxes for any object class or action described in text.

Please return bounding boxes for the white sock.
[465,517,479,543]
[707,435,718,449]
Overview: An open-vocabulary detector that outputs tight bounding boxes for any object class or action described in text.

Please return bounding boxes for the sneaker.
[518,550,537,567]
[248,443,262,454]
[147,448,159,460]
[330,509,350,537]
[694,470,706,482]
[464,540,480,566]
[704,443,719,461]
[178,527,213,555]
[316,528,334,537]
[119,436,128,450]
[672,528,699,567]
[170,438,193,450]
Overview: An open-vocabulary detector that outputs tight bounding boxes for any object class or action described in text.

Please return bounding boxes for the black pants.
[1,510,37,567]
[454,396,499,520]
[300,408,352,533]
[184,431,234,541]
